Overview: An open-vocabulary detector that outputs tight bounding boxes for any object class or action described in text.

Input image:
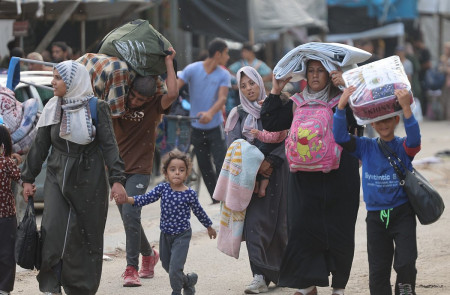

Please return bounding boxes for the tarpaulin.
[179,0,327,43]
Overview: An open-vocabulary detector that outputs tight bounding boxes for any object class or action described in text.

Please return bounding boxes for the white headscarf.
[37,60,96,145]
[224,66,266,142]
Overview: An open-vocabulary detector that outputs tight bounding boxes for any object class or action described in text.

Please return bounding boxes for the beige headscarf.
[37,60,96,145]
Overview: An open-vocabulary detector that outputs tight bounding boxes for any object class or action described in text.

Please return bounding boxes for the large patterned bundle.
[343,55,414,125]
[1,85,23,133]
[213,139,264,258]
[0,85,40,154]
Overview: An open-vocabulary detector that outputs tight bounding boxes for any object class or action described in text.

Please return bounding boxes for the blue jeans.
[191,125,226,199]
[117,174,153,269]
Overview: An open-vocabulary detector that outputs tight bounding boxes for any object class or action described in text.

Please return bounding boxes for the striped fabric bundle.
[1,86,41,154]
[213,139,264,258]
[12,118,38,154]
[11,98,39,143]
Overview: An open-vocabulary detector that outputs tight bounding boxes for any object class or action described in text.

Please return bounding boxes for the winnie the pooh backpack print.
[285,93,342,173]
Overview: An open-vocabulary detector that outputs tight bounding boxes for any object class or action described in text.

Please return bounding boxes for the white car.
[0,70,53,210]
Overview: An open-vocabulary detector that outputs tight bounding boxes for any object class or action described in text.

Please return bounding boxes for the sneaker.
[244,274,269,294]
[294,287,318,295]
[122,265,142,287]
[183,272,198,295]
[139,249,160,278]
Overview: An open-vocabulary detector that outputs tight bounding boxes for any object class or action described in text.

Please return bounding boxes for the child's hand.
[395,89,411,108]
[114,193,131,205]
[110,182,127,201]
[207,226,217,239]
[395,89,413,119]
[250,129,259,135]
[258,160,273,178]
[337,86,356,110]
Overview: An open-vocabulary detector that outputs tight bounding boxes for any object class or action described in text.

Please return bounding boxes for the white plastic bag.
[343,55,414,125]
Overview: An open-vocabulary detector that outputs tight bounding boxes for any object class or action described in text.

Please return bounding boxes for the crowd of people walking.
[0,29,439,295]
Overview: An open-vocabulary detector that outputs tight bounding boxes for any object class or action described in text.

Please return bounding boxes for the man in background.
[51,41,69,63]
[229,43,272,83]
[26,52,52,71]
[177,39,231,204]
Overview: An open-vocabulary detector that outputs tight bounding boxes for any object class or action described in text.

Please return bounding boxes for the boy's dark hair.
[7,40,16,52]
[131,75,157,98]
[0,125,13,157]
[208,38,227,58]
[242,43,253,52]
[161,149,192,176]
[51,41,68,52]
[11,47,25,58]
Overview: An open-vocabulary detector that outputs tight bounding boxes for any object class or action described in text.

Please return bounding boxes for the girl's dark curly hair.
[161,149,192,176]
[0,125,13,157]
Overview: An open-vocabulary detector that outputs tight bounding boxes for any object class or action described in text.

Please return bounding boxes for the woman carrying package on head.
[21,60,127,295]
[261,58,363,295]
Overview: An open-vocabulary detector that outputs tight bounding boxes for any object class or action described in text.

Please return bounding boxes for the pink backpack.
[285,93,342,173]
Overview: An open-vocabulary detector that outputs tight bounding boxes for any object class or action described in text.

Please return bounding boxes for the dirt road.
[13,120,450,294]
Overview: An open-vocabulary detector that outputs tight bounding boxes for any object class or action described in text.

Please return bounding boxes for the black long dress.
[261,93,362,289]
[21,100,126,295]
[226,106,288,284]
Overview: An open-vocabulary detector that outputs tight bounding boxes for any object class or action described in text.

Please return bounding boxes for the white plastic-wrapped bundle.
[274,42,372,82]
[343,55,414,125]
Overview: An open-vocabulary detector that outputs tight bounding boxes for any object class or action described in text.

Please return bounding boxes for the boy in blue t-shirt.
[333,87,421,295]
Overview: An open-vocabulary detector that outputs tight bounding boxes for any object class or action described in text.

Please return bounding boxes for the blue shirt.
[133,182,213,235]
[178,62,231,130]
[333,109,421,211]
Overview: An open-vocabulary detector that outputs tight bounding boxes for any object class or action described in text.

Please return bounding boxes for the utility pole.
[35,1,80,53]
[170,0,178,50]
